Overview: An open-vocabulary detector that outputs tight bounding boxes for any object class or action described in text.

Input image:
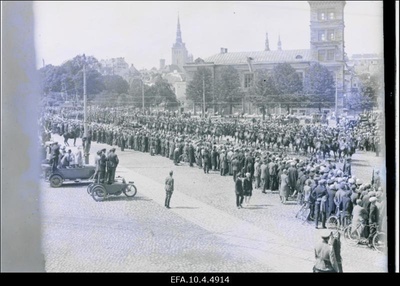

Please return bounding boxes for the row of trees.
[39,54,178,109]
[186,62,336,115]
[186,62,381,116]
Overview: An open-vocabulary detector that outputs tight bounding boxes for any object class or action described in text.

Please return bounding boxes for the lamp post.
[202,73,206,118]
[335,73,338,118]
[142,78,145,114]
[83,54,90,164]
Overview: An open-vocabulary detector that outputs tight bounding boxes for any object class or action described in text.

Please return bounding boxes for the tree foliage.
[103,74,129,95]
[303,62,335,110]
[214,66,243,114]
[272,63,303,95]
[186,67,213,108]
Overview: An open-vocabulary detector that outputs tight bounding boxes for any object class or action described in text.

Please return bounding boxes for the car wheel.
[91,184,107,202]
[50,174,63,188]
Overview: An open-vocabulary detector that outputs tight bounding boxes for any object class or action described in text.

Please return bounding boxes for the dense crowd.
[39,108,386,247]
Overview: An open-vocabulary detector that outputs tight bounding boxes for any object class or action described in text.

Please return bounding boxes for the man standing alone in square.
[165,170,174,209]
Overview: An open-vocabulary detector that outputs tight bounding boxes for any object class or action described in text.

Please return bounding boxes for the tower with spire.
[171,14,190,72]
[265,32,270,51]
[277,35,282,51]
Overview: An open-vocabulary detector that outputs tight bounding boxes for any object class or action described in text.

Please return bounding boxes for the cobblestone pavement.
[40,135,387,272]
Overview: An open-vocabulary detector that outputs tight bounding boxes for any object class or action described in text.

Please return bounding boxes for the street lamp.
[83,54,90,164]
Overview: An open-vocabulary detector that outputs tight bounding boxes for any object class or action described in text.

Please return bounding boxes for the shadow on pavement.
[172,206,199,209]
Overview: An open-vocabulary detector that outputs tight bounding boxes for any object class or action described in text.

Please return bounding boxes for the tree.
[103,74,129,95]
[186,67,213,115]
[214,66,243,114]
[303,63,335,111]
[248,69,278,119]
[271,63,303,111]
[152,76,178,109]
[357,73,381,109]
[128,78,145,107]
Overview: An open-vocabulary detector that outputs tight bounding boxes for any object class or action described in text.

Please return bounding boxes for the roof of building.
[204,49,313,65]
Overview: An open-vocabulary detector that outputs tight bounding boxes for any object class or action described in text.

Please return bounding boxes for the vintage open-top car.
[45,165,96,187]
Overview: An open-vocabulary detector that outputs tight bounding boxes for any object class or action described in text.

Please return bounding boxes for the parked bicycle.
[295,200,311,225]
[326,210,352,231]
[343,223,386,253]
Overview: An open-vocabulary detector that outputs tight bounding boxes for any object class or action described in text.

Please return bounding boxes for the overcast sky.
[33,1,384,70]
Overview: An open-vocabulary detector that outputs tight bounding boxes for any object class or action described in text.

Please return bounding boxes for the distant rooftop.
[204,49,313,65]
[351,53,382,59]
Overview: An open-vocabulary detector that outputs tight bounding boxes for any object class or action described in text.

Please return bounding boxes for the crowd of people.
[39,107,386,256]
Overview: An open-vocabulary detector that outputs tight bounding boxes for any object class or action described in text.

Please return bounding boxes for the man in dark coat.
[288,162,298,196]
[189,143,195,167]
[202,148,210,174]
[98,148,107,183]
[231,155,239,182]
[235,175,244,209]
[312,179,328,229]
[106,148,119,184]
[50,142,60,171]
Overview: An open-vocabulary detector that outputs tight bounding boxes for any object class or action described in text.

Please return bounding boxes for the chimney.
[160,59,165,70]
[220,48,228,54]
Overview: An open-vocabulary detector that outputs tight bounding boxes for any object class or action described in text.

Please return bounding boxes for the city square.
[2,1,397,274]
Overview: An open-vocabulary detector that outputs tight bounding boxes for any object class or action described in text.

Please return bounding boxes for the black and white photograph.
[1,1,398,275]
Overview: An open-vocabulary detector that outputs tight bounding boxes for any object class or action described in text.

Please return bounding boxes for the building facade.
[183,1,348,115]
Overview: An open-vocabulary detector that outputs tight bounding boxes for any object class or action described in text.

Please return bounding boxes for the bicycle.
[295,200,311,225]
[326,211,352,231]
[343,223,387,253]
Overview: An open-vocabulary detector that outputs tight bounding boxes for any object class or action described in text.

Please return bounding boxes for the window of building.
[328,10,335,20]
[244,73,254,88]
[318,11,326,21]
[328,30,335,41]
[296,71,304,81]
[327,50,335,61]
[295,55,303,59]
[318,30,326,41]
[318,50,325,61]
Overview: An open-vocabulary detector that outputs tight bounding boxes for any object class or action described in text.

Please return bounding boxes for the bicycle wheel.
[295,205,306,219]
[326,215,340,230]
[345,225,361,242]
[372,232,387,253]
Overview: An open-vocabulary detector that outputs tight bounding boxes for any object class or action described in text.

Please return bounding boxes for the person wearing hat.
[313,229,340,273]
[243,172,253,206]
[75,146,83,168]
[98,148,107,183]
[234,173,244,209]
[342,157,352,177]
[269,157,279,191]
[253,157,261,190]
[106,148,119,184]
[288,162,298,197]
[50,142,61,172]
[311,179,328,229]
[164,170,174,209]
[260,158,270,193]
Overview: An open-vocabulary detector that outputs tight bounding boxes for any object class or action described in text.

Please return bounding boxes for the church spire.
[265,32,270,51]
[277,34,282,51]
[176,13,182,44]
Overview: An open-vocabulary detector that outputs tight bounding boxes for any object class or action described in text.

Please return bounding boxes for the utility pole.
[142,79,145,114]
[335,73,338,118]
[202,74,206,118]
[83,54,89,164]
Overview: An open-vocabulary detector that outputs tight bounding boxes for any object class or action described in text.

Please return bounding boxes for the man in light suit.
[165,170,174,209]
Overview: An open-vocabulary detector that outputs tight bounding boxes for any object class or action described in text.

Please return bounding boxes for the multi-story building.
[183,1,348,115]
